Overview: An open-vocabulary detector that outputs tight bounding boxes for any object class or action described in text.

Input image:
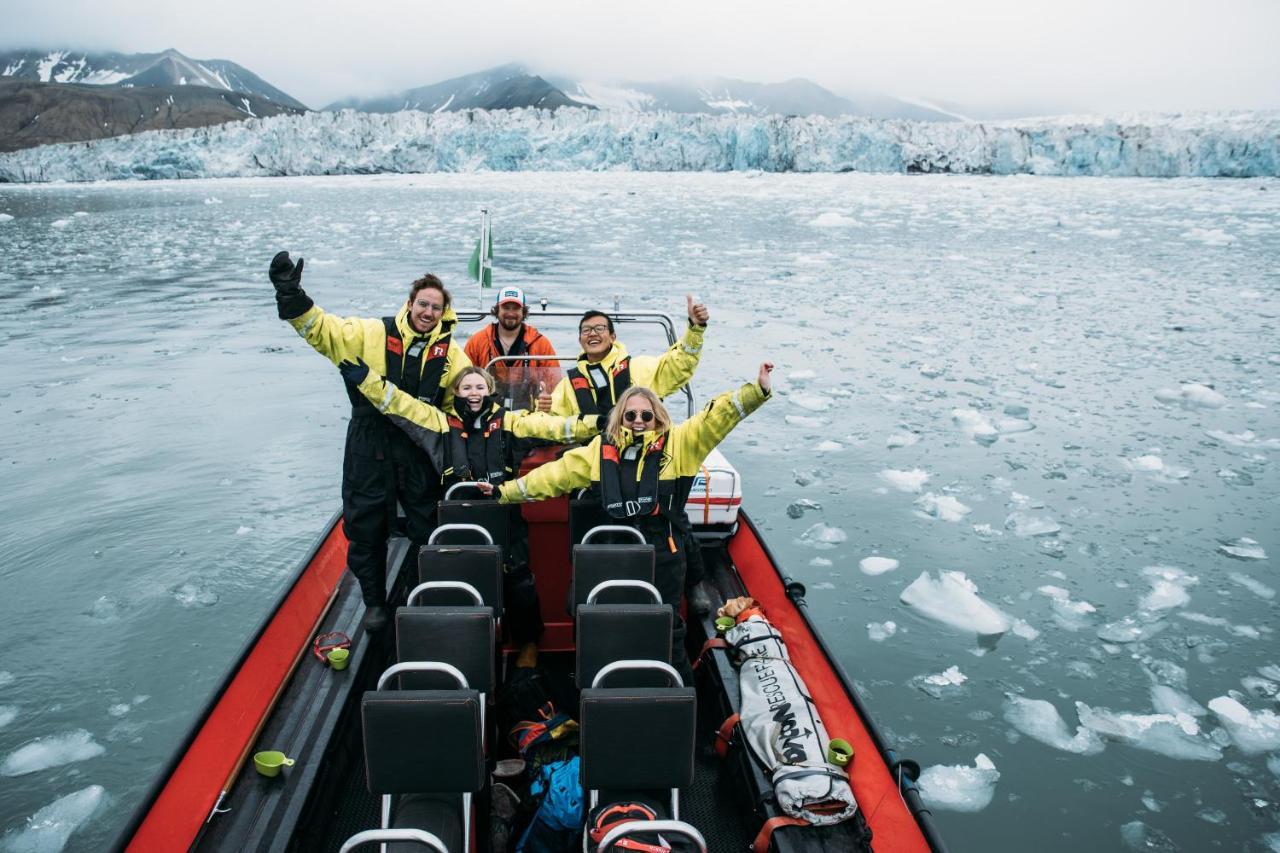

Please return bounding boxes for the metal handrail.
[427,523,494,546]
[581,525,646,545]
[597,820,707,853]
[591,659,682,689]
[376,662,468,692]
[338,828,448,853]
[444,481,488,500]
[407,581,484,608]
[585,580,662,606]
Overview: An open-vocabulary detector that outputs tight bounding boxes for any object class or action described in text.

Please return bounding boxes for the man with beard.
[269,251,470,632]
[464,287,562,413]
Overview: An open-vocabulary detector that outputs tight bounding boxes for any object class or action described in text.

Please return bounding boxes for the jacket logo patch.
[428,343,448,360]
[386,336,403,356]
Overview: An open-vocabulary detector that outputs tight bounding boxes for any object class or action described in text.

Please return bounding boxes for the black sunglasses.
[623,410,654,424]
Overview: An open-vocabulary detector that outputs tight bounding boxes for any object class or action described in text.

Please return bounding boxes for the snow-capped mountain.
[0,48,307,110]
[326,64,590,113]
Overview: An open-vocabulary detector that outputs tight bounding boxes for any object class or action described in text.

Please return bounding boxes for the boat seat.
[436,500,510,556]
[568,496,614,546]
[394,608,496,696]
[570,544,656,613]
[362,688,484,852]
[579,683,697,846]
[576,604,673,689]
[418,545,503,611]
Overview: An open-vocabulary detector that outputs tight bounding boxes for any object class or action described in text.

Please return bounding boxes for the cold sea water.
[0,171,1277,852]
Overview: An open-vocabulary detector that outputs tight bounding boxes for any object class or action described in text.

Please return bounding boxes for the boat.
[111,310,949,853]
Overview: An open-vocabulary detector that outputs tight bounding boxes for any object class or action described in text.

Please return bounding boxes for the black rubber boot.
[363,605,389,633]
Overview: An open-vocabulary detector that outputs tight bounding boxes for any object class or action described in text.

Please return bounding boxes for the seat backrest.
[571,544,656,612]
[437,500,510,554]
[395,607,496,694]
[362,689,484,795]
[568,497,614,547]
[576,604,672,689]
[419,545,503,611]
[579,687,697,792]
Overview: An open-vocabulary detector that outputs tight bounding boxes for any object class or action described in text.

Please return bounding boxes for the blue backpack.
[516,756,583,852]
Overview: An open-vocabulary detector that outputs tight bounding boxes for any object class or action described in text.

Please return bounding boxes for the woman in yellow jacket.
[340,360,598,652]
[479,361,774,681]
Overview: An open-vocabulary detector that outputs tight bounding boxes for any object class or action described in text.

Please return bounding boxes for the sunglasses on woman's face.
[623,409,655,424]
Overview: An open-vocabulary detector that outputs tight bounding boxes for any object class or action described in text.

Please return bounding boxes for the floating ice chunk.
[280,201,301,208]
[797,523,847,549]
[814,440,843,453]
[204,196,222,204]
[1005,512,1061,537]
[911,666,968,698]
[867,621,897,642]
[886,431,920,449]
[1181,227,1236,246]
[1218,537,1267,561]
[1154,383,1226,409]
[996,417,1035,434]
[1122,455,1190,480]
[0,672,13,687]
[859,556,900,576]
[1097,614,1167,644]
[784,415,825,428]
[785,499,822,518]
[787,369,816,382]
[0,784,106,853]
[809,212,857,227]
[917,754,999,813]
[0,730,106,776]
[789,394,831,412]
[971,523,1003,538]
[877,468,929,493]
[1139,565,1197,611]
[1076,703,1220,761]
[1120,821,1179,852]
[235,525,253,535]
[1207,696,1280,755]
[900,571,1012,637]
[1037,585,1096,629]
[172,582,219,609]
[918,363,943,379]
[50,219,70,229]
[0,706,16,730]
[808,557,831,567]
[1002,696,1105,755]
[1150,685,1206,718]
[951,409,998,445]
[1230,573,1275,599]
[915,493,971,522]
[0,213,13,222]
[1204,429,1280,448]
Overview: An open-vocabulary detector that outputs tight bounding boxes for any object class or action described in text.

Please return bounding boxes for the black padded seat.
[575,604,673,689]
[570,544,656,612]
[437,500,510,555]
[362,689,484,851]
[579,686,697,794]
[569,497,615,546]
[395,608,496,694]
[418,545,503,611]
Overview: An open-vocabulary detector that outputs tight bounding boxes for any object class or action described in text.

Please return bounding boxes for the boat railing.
[585,580,662,606]
[581,524,647,545]
[590,659,682,689]
[443,481,489,500]
[427,523,494,546]
[406,581,485,608]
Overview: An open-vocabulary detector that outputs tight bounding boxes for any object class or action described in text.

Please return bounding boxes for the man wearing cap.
[268,251,470,633]
[464,286,562,413]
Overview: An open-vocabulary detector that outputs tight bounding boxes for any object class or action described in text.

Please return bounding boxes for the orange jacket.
[464,322,563,410]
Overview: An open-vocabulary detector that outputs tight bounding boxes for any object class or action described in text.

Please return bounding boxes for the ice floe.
[1002,696,1105,755]
[1076,703,1221,761]
[867,621,897,642]
[877,468,929,493]
[914,493,971,522]
[1181,227,1236,246]
[1204,429,1280,448]
[859,556,900,576]
[797,522,847,548]
[1121,455,1190,481]
[1207,696,1280,755]
[172,582,219,608]
[1037,585,1096,630]
[900,571,1012,637]
[0,784,106,853]
[1005,512,1061,537]
[814,440,843,453]
[886,431,920,449]
[911,666,968,698]
[1149,685,1206,718]
[1139,565,1197,611]
[1120,821,1179,852]
[917,754,999,812]
[789,394,831,412]
[809,212,858,227]
[0,730,105,776]
[1154,383,1226,409]
[784,414,825,428]
[951,409,998,445]
[1218,537,1267,561]
[785,499,822,518]
[0,706,16,729]
[1229,573,1275,599]
[1096,614,1167,644]
[787,369,816,382]
[0,213,14,222]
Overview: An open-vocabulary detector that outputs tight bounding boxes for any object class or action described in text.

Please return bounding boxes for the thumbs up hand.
[686,294,709,327]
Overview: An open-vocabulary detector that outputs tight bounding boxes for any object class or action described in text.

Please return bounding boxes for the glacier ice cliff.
[0,108,1276,181]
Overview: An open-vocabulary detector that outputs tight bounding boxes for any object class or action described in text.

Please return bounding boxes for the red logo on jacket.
[428,343,448,360]
[386,336,403,356]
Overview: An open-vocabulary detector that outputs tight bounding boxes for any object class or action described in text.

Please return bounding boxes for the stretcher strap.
[752,816,811,853]
[690,637,729,671]
[713,712,740,759]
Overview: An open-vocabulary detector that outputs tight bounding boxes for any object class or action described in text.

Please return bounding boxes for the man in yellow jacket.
[548,295,710,424]
[270,251,470,632]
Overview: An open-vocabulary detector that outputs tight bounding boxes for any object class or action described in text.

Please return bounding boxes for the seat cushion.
[579,687,697,792]
[395,607,496,694]
[576,604,672,689]
[418,545,503,611]
[389,792,463,853]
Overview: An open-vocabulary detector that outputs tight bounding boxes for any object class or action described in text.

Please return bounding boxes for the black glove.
[339,358,370,387]
[269,251,304,296]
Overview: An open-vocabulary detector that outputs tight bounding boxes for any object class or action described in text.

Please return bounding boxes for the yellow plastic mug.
[253,751,295,778]
[827,738,853,767]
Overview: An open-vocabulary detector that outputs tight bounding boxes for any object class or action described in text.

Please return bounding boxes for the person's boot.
[363,604,389,633]
[687,583,714,618]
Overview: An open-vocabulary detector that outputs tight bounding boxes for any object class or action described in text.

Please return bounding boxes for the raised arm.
[270,251,376,365]
[507,410,600,444]
[494,440,597,503]
[646,295,708,398]
[668,362,773,475]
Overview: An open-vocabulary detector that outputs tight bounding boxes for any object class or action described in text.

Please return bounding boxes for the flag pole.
[476,207,488,310]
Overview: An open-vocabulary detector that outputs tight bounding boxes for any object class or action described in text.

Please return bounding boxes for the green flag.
[468,231,493,287]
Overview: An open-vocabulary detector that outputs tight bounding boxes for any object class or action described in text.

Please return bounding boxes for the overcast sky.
[3,0,1278,115]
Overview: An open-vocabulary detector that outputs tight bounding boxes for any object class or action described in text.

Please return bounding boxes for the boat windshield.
[452,309,696,419]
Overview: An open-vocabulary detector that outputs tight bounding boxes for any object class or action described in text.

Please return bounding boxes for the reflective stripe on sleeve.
[731,390,746,418]
[378,382,396,413]
[515,478,530,500]
[298,316,317,336]
[563,418,574,441]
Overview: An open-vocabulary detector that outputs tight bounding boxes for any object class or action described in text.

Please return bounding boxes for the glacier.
[0,107,1277,182]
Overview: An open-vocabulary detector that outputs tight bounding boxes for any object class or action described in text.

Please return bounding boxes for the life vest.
[445,399,512,485]
[345,316,453,411]
[598,433,666,520]
[567,356,632,417]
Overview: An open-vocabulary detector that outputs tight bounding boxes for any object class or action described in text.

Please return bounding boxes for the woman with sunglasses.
[479,361,774,681]
[338,360,599,659]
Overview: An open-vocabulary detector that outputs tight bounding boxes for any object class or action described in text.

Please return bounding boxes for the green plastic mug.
[715,616,735,634]
[254,751,295,777]
[327,647,350,671]
[827,738,853,767]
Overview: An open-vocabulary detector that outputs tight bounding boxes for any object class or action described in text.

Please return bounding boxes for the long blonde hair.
[604,386,672,444]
